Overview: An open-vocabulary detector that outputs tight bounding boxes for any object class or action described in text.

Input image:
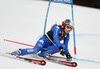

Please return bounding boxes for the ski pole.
[4,39,60,53]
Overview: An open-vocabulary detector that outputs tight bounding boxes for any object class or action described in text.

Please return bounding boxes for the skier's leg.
[39,44,69,57]
[11,41,43,56]
[39,45,59,57]
[11,36,51,56]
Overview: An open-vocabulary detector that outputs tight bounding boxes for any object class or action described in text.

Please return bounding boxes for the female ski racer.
[11,19,73,61]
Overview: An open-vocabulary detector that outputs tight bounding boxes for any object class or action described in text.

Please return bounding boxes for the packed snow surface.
[0,0,100,69]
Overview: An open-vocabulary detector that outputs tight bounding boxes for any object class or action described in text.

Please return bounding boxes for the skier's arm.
[64,34,70,54]
[52,26,61,47]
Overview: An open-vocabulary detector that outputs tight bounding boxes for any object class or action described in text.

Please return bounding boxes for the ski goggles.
[65,25,73,30]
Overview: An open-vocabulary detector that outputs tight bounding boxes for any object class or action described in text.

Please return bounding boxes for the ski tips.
[4,39,7,41]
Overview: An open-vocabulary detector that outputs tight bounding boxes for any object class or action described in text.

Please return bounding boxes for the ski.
[0,52,46,66]
[31,54,77,67]
[16,56,46,65]
[49,55,77,67]
[39,56,77,67]
[0,52,77,67]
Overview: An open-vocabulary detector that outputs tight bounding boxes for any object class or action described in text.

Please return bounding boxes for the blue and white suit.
[21,25,70,56]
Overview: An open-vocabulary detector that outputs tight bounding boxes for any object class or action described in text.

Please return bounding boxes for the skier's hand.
[59,46,66,56]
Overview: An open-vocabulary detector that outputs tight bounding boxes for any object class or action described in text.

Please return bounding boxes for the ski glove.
[59,46,66,56]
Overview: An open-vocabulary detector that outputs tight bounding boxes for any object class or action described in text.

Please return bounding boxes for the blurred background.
[42,0,100,9]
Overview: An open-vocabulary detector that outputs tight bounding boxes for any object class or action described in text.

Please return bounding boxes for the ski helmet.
[62,19,70,29]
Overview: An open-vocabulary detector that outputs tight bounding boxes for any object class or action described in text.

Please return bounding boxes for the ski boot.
[38,51,50,58]
[11,48,23,56]
[66,53,72,61]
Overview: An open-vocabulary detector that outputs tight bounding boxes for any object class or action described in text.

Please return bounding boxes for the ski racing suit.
[20,25,70,56]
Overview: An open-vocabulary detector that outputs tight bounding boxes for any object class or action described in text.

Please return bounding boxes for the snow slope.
[0,0,100,69]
